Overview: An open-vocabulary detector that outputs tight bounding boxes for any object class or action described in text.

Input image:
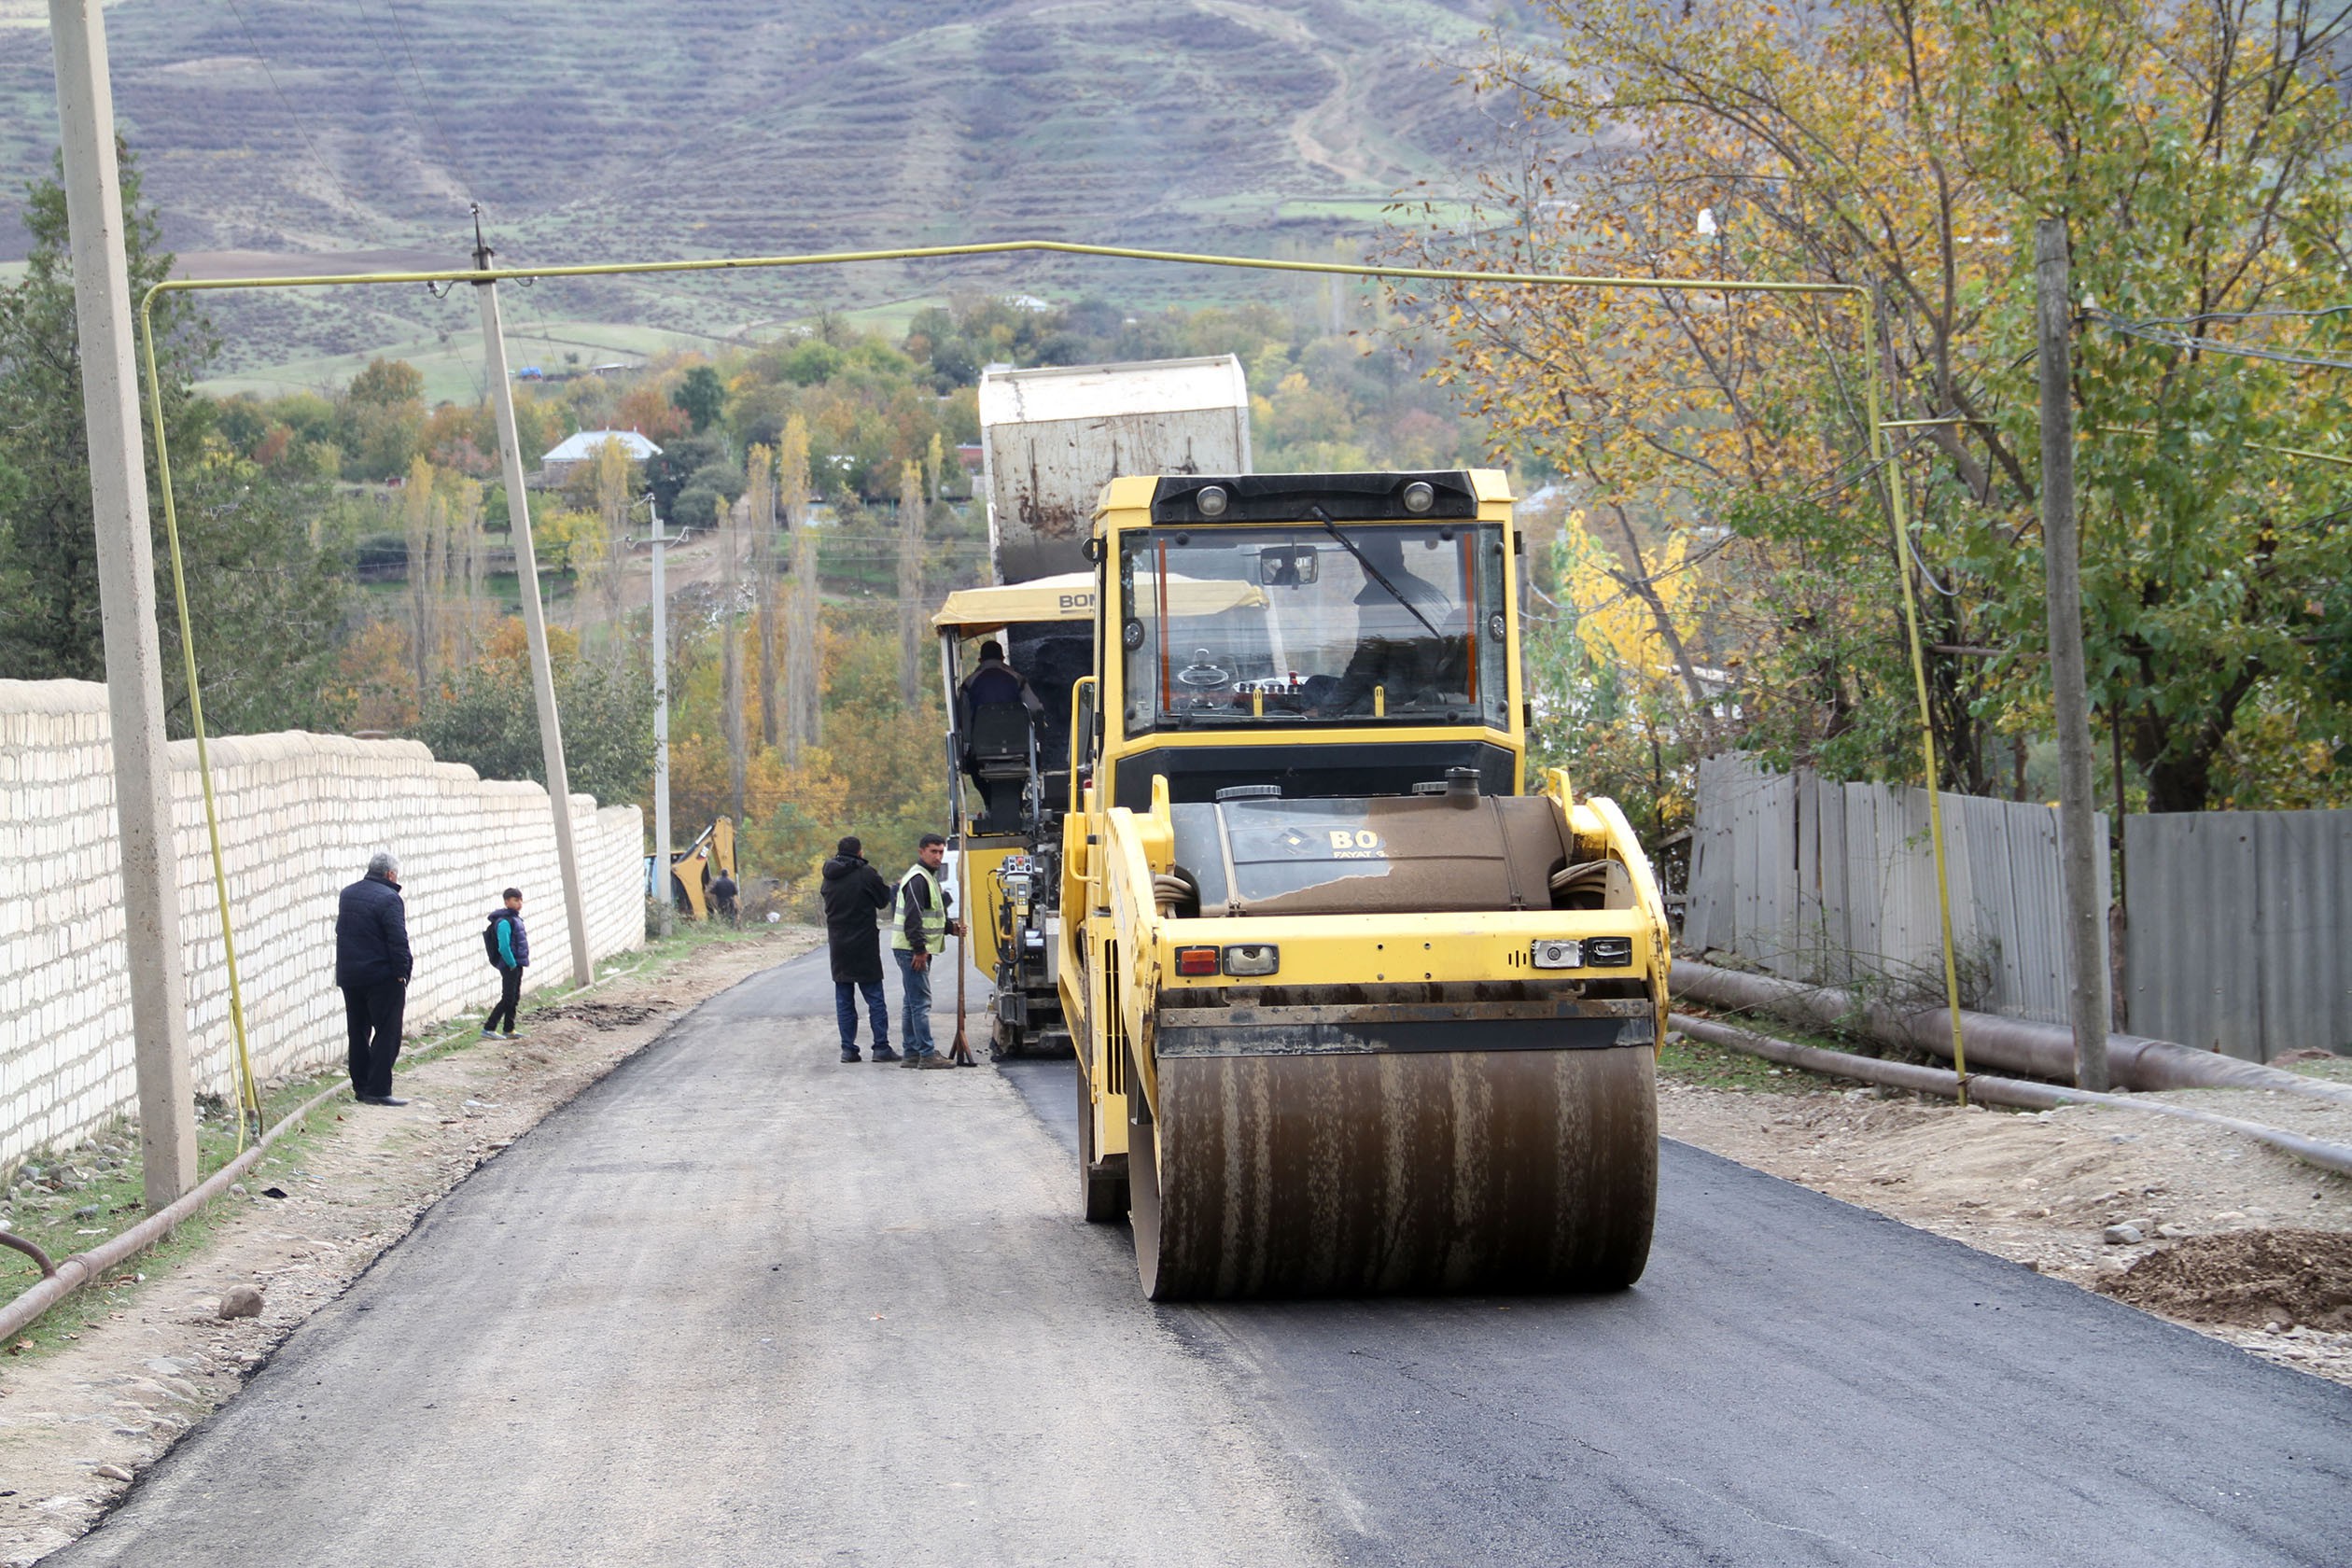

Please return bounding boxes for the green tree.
[337,357,427,482]
[415,642,656,807]
[672,364,727,433]
[0,145,203,682]
[0,145,350,733]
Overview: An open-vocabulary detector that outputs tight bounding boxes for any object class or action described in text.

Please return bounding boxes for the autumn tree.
[403,456,443,698]
[592,434,637,661]
[1403,0,2352,810]
[746,442,780,748]
[717,487,747,828]
[779,413,820,763]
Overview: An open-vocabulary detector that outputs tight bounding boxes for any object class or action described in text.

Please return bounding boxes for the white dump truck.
[976,355,1252,582]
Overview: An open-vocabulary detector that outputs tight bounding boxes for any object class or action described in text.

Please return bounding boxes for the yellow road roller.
[1057,469,1669,1299]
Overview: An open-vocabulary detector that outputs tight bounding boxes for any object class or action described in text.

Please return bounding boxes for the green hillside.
[0,0,1500,385]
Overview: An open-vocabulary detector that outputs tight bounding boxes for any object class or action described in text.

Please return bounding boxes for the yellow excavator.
[665,818,735,922]
[1058,469,1670,1299]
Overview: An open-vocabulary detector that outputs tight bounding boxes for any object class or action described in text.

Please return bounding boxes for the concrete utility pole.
[2035,217,2112,1092]
[49,0,197,1210]
[647,495,676,939]
[472,213,594,986]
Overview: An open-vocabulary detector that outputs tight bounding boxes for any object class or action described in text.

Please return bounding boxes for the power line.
[351,0,476,206]
[2089,310,2352,372]
[222,0,371,224]
[378,0,479,202]
[2121,305,2352,329]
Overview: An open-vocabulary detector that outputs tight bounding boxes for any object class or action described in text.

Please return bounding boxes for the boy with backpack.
[483,887,529,1039]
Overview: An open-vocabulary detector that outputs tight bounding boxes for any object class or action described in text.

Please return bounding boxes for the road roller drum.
[1128,1040,1656,1298]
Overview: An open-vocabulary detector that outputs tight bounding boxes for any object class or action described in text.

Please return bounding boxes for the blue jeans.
[834,980,888,1053]
[894,949,935,1057]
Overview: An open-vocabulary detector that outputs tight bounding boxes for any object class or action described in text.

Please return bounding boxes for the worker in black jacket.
[336,848,413,1105]
[819,836,895,1063]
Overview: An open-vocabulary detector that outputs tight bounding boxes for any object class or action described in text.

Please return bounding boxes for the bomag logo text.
[1326,829,1383,860]
[1058,593,1095,611]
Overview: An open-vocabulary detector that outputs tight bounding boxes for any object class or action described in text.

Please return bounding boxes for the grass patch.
[0,1073,343,1358]
[0,922,798,1359]
[1658,1029,1830,1094]
[197,317,728,405]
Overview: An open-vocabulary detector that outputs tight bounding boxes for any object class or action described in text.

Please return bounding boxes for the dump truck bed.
[978,356,1251,581]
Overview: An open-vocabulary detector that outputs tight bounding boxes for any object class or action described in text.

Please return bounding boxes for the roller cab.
[1063,470,1667,1298]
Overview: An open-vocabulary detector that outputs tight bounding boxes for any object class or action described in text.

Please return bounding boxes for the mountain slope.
[0,0,1500,374]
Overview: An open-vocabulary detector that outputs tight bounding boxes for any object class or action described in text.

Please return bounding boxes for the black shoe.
[840,1050,861,1062]
[357,1095,409,1107]
[871,1046,901,1063]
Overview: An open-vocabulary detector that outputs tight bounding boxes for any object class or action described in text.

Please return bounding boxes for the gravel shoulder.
[1657,1044,2352,1388]
[0,926,817,1567]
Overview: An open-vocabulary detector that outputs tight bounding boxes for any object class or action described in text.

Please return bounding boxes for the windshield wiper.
[1308,507,1444,641]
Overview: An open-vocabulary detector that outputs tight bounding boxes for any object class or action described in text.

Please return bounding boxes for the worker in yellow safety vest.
[890,833,965,1069]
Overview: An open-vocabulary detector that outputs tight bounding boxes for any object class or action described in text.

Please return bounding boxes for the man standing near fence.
[483,887,528,1040]
[337,848,413,1107]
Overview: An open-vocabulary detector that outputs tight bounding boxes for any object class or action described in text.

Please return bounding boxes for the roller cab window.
[1118,522,1509,736]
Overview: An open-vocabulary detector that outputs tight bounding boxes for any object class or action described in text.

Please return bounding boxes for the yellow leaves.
[777,411,813,514]
[593,432,636,530]
[1559,508,1695,683]
[531,507,608,576]
[483,614,579,668]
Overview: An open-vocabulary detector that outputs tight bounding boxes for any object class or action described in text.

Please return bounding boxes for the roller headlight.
[1196,484,1229,518]
[1402,480,1435,514]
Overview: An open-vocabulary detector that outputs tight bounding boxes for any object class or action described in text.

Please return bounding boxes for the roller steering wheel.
[1175,649,1233,688]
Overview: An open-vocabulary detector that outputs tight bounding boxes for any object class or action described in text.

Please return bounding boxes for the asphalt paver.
[56,951,2352,1565]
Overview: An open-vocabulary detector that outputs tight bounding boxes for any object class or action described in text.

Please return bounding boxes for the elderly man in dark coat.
[819,836,895,1063]
[336,847,413,1105]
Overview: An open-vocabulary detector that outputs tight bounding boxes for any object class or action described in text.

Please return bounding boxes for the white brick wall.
[0,679,645,1166]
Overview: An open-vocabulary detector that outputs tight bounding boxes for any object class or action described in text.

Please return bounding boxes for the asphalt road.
[58,950,2352,1566]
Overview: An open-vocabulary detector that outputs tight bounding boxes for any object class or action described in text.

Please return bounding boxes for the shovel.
[950,921,977,1066]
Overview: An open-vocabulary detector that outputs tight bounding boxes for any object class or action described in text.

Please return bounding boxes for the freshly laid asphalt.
[55,949,2352,1566]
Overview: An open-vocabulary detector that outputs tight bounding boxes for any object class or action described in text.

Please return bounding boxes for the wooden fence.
[1684,756,2106,1026]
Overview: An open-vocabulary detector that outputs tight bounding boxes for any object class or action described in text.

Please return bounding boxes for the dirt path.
[0,927,817,1567]
[1657,1048,2352,1389]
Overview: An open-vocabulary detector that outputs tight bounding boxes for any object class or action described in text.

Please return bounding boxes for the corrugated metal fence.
[1685,756,2107,1026]
[1687,757,2352,1058]
[2124,811,2352,1060]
